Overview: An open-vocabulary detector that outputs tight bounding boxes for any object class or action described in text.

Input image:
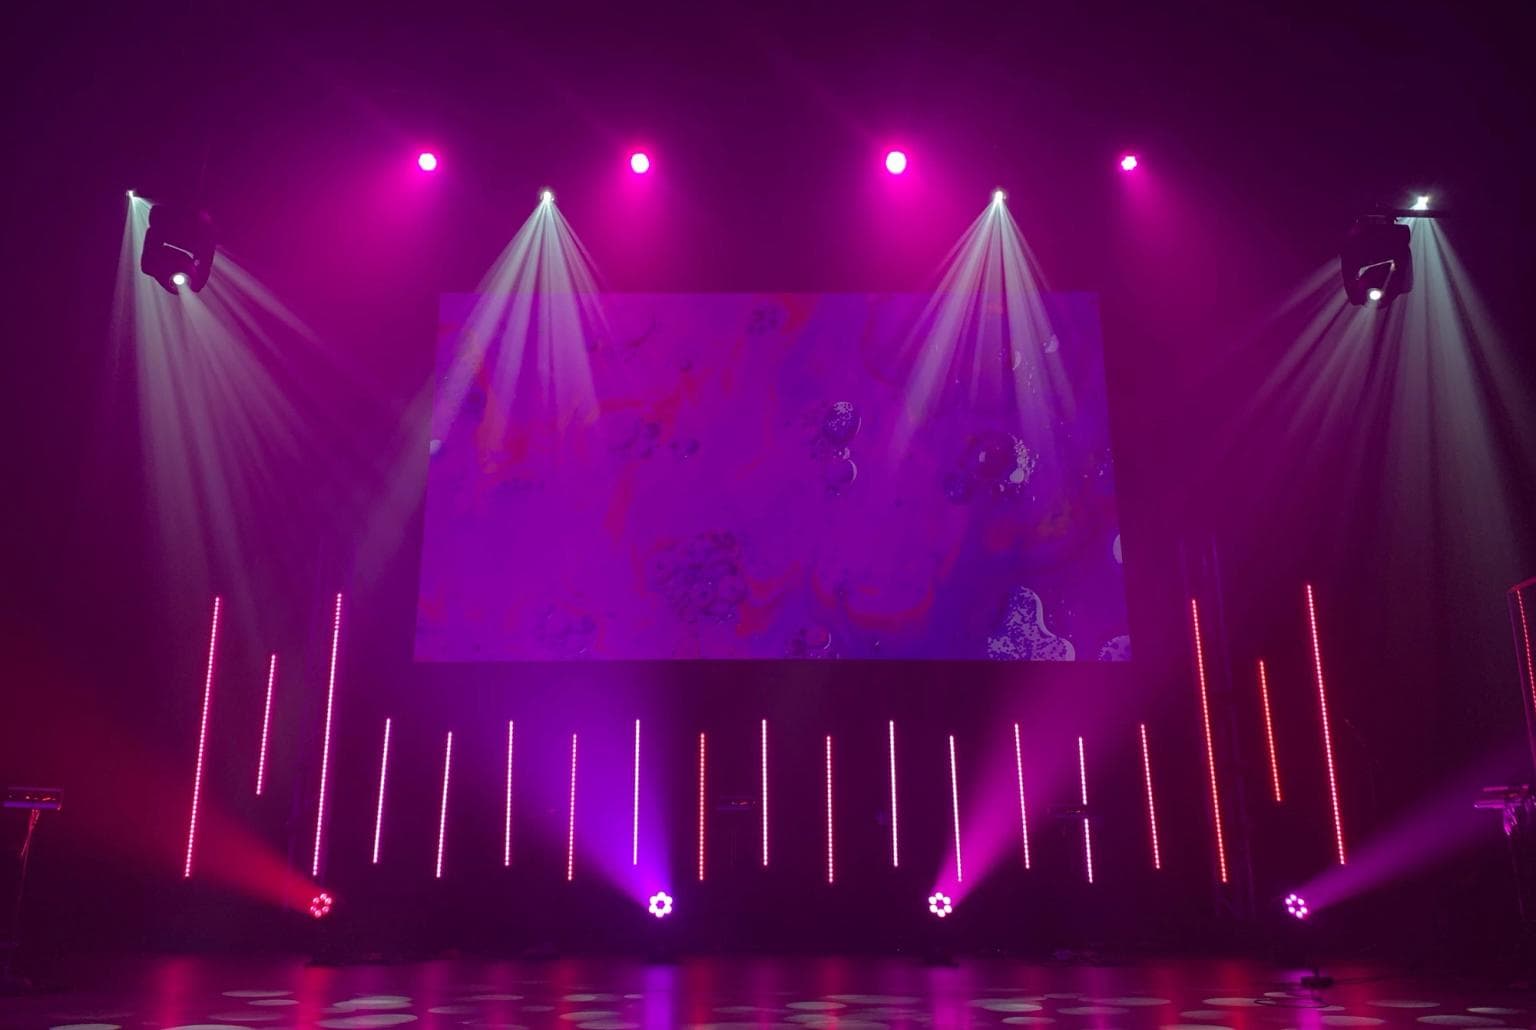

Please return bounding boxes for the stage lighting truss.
[928,891,953,918]
[141,202,216,295]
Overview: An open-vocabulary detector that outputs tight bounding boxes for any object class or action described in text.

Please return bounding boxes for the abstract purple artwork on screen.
[416,293,1127,660]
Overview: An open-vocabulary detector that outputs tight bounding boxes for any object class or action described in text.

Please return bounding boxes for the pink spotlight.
[1012,723,1032,870]
[417,152,438,172]
[629,151,651,174]
[1078,735,1094,884]
[503,721,515,867]
[255,653,276,796]
[1306,583,1347,866]
[948,734,963,883]
[372,718,391,865]
[697,731,707,882]
[435,730,453,879]
[1190,597,1230,884]
[1258,659,1284,803]
[760,719,769,868]
[308,891,334,919]
[884,149,908,175]
[825,735,835,885]
[311,593,343,879]
[632,719,641,867]
[1119,154,1139,172]
[566,733,578,882]
[183,595,222,878]
[1139,723,1162,871]
[888,720,899,869]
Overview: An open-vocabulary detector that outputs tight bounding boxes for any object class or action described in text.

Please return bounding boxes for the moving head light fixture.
[141,202,216,295]
[1339,196,1440,306]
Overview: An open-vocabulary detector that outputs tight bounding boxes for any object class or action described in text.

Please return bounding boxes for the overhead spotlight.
[885,150,908,175]
[140,202,215,295]
[540,189,555,205]
[1284,892,1310,921]
[992,188,1007,205]
[417,152,439,172]
[647,890,673,918]
[629,152,651,174]
[1119,154,1139,172]
[1412,194,1430,211]
[126,189,135,199]
[1340,214,1412,305]
[927,891,953,918]
[308,890,335,919]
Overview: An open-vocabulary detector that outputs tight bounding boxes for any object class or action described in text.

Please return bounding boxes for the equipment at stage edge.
[2,786,62,995]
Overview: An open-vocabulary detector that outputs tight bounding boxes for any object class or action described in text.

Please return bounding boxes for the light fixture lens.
[1120,154,1138,172]
[417,152,438,172]
[885,150,908,175]
[540,189,554,205]
[170,272,189,288]
[1366,287,1384,303]
[647,890,673,918]
[630,152,651,174]
[992,188,1006,204]
[309,890,334,919]
[1412,195,1430,211]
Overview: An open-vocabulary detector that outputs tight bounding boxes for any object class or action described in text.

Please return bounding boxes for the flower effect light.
[1119,154,1138,171]
[309,891,334,919]
[1285,892,1310,920]
[928,891,953,918]
[648,890,673,918]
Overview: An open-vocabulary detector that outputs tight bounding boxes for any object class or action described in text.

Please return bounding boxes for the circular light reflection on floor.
[970,1000,1044,1012]
[223,991,292,998]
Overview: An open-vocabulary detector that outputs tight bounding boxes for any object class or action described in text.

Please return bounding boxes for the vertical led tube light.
[183,595,222,878]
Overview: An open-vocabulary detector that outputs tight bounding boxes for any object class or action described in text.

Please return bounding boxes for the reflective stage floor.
[1,955,1530,1029]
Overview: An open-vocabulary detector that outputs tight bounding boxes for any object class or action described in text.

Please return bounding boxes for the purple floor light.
[648,891,673,918]
[928,891,953,918]
[1284,892,1310,920]
[417,152,438,172]
[309,891,334,919]
[885,150,908,175]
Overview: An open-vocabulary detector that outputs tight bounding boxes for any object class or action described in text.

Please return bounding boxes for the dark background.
[2,2,1533,959]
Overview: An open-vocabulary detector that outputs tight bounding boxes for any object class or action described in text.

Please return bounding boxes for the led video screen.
[416,293,1128,660]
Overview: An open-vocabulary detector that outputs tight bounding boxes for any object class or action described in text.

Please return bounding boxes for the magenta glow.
[885,149,908,175]
[417,152,438,172]
[629,152,651,174]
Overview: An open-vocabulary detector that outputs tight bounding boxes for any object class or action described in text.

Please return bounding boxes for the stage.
[3,955,1530,1029]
